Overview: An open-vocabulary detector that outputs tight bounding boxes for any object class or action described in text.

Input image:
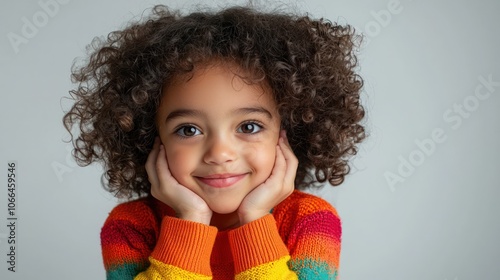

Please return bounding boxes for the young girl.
[63,4,365,279]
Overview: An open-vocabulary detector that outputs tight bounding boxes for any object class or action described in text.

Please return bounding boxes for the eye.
[238,122,263,134]
[175,125,201,137]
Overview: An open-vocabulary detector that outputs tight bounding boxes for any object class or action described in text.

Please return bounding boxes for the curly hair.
[63,5,366,199]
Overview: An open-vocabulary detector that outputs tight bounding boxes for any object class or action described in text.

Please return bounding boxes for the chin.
[209,202,240,215]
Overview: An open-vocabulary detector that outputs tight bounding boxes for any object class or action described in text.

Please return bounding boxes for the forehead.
[159,63,276,111]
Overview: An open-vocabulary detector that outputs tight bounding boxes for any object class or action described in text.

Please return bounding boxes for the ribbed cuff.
[151,216,218,276]
[228,214,289,273]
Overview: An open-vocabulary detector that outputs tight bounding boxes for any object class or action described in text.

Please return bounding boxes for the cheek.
[164,145,197,183]
[244,142,277,180]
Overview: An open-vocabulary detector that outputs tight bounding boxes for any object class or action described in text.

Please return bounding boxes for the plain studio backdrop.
[1,0,499,279]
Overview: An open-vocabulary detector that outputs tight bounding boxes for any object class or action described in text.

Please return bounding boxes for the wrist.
[178,211,212,225]
[238,210,267,225]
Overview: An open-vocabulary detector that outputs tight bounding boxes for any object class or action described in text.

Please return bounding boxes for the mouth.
[195,173,247,188]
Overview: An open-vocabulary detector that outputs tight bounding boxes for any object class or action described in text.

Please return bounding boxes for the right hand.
[145,137,212,224]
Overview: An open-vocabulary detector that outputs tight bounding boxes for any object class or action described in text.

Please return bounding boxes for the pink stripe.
[101,220,156,249]
[287,210,341,245]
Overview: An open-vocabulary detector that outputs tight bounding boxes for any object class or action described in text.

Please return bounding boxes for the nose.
[203,134,237,165]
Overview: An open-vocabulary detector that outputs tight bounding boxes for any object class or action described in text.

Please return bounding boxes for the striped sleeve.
[287,210,341,279]
[226,191,341,279]
[101,201,157,279]
[101,200,217,280]
[282,194,342,279]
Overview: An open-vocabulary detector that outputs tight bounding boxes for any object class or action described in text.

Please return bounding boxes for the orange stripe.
[102,243,148,269]
[291,234,341,269]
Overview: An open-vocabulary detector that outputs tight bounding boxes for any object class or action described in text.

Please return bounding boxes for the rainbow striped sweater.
[101,190,341,279]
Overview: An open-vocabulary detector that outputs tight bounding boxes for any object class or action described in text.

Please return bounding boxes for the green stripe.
[288,258,338,279]
[107,263,143,280]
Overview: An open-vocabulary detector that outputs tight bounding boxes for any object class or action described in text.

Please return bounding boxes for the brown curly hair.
[63,5,366,199]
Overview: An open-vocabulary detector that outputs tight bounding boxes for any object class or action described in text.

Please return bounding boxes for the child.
[63,4,365,279]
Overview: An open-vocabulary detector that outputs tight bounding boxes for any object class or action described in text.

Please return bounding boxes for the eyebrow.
[165,109,203,123]
[165,106,273,123]
[233,107,273,120]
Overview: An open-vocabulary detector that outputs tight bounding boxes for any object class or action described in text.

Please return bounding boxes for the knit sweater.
[101,190,341,279]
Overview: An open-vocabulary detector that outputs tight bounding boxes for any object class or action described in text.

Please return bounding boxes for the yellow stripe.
[235,255,298,280]
[134,257,212,280]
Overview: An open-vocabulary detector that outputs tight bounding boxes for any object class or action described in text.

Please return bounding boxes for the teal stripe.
[107,263,143,280]
[288,258,338,280]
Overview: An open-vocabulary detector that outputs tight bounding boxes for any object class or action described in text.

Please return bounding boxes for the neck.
[210,212,240,230]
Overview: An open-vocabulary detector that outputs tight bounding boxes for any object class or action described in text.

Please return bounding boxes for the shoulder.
[105,196,156,224]
[100,197,172,272]
[101,196,164,243]
[274,190,339,218]
[273,190,341,240]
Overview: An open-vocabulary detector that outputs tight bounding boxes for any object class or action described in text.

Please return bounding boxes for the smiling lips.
[196,173,247,188]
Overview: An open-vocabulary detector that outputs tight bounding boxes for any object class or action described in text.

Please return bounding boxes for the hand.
[145,137,212,224]
[237,130,298,224]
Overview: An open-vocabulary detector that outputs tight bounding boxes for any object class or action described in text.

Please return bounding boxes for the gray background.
[1,0,499,279]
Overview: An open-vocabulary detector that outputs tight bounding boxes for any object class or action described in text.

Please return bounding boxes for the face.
[156,63,281,215]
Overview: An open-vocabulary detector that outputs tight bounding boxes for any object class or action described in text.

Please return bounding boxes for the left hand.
[237,130,298,224]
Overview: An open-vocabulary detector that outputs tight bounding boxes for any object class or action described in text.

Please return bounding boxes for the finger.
[151,144,172,199]
[271,143,294,202]
[279,131,298,165]
[247,144,283,188]
[267,144,287,186]
[257,144,285,189]
[155,144,178,189]
[278,135,298,190]
[279,137,298,170]
[279,130,297,166]
[145,137,160,187]
[279,130,294,150]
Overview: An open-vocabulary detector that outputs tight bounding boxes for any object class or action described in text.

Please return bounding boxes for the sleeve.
[101,204,217,280]
[285,207,342,279]
[101,214,156,279]
[228,214,298,279]
[134,216,218,279]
